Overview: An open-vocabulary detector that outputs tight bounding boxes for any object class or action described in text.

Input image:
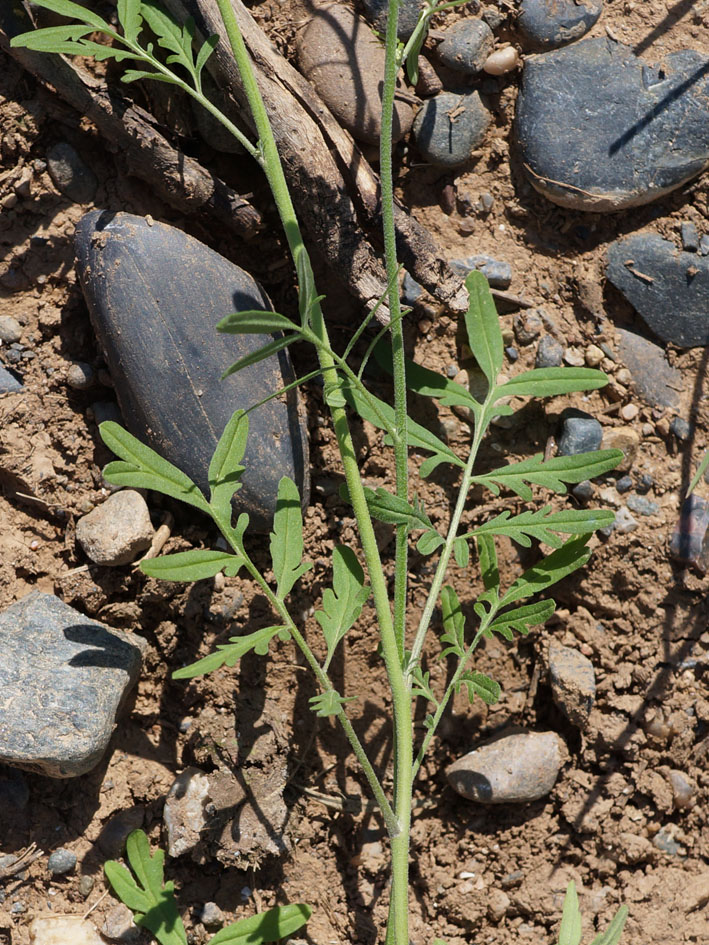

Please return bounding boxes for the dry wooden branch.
[0,5,263,241]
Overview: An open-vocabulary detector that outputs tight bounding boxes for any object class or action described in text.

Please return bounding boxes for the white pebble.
[483,46,520,75]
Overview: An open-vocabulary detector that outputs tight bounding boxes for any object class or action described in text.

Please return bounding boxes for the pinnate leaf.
[471,450,623,500]
[208,409,248,519]
[477,533,499,591]
[15,0,111,30]
[486,599,555,641]
[309,690,357,717]
[501,536,592,607]
[457,670,500,706]
[411,666,436,703]
[469,505,615,549]
[117,0,142,43]
[140,550,245,582]
[315,545,370,667]
[122,69,181,83]
[270,477,311,599]
[173,625,288,679]
[494,366,609,402]
[463,270,503,387]
[194,33,219,81]
[140,2,193,73]
[210,904,312,945]
[100,421,210,513]
[374,342,479,414]
[440,585,465,659]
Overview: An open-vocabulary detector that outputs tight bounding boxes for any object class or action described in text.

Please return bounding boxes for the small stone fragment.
[514,310,543,345]
[78,875,94,899]
[616,328,682,409]
[163,768,211,858]
[669,494,709,570]
[66,361,95,390]
[517,0,602,50]
[558,408,602,456]
[435,19,494,74]
[613,506,638,534]
[402,271,423,305]
[619,403,639,421]
[483,46,520,75]
[415,57,443,97]
[47,849,77,876]
[535,334,563,367]
[30,917,104,945]
[199,902,226,930]
[446,730,565,803]
[667,769,696,809]
[0,315,22,343]
[700,235,709,256]
[0,363,23,393]
[572,480,594,502]
[563,346,585,367]
[670,416,692,440]
[76,490,154,566]
[413,91,490,168]
[615,475,633,493]
[681,222,700,252]
[601,427,639,472]
[98,808,145,858]
[0,593,145,778]
[101,903,139,943]
[585,344,604,367]
[487,888,511,921]
[297,5,415,144]
[626,494,659,516]
[548,641,596,728]
[467,255,512,289]
[47,142,97,203]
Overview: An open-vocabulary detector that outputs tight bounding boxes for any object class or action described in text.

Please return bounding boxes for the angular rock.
[535,334,563,367]
[76,490,154,566]
[434,19,494,75]
[297,4,415,145]
[669,494,709,570]
[467,255,512,289]
[607,233,709,347]
[548,641,596,728]
[447,730,565,803]
[0,315,22,343]
[30,917,103,945]
[515,39,709,210]
[558,408,602,455]
[681,222,700,252]
[613,506,638,534]
[361,0,424,40]
[626,494,659,516]
[0,363,22,393]
[75,211,309,533]
[413,91,490,168]
[601,427,639,472]
[0,592,145,777]
[615,328,681,409]
[101,903,140,943]
[517,0,602,51]
[47,142,97,204]
[163,767,211,858]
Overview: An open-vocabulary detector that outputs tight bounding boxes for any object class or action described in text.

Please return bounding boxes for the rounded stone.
[483,46,520,75]
[517,0,602,51]
[297,4,415,145]
[548,641,596,728]
[47,142,97,204]
[413,91,490,168]
[47,848,77,876]
[601,427,640,472]
[667,769,696,809]
[199,902,226,930]
[101,903,139,942]
[66,361,95,390]
[361,0,425,40]
[0,315,22,343]
[76,489,155,567]
[435,19,494,75]
[447,730,566,803]
[535,334,563,367]
[558,408,602,455]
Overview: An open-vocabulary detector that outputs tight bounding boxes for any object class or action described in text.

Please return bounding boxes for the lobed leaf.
[117,0,142,43]
[416,529,444,556]
[411,666,436,703]
[194,33,219,81]
[373,342,480,414]
[140,2,193,74]
[173,625,288,679]
[315,545,370,667]
[208,409,248,520]
[494,367,609,402]
[217,309,301,334]
[210,904,312,945]
[123,69,181,83]
[469,505,615,549]
[471,450,624,501]
[463,270,503,388]
[309,690,357,717]
[487,599,555,641]
[476,533,499,591]
[100,421,210,513]
[15,0,112,30]
[270,477,312,599]
[140,550,245,582]
[457,670,500,706]
[500,536,592,607]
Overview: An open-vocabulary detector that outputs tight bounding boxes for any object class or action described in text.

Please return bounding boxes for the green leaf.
[453,536,469,568]
[173,625,288,679]
[117,0,142,43]
[14,0,112,30]
[411,666,436,703]
[270,477,311,599]
[487,599,555,641]
[588,905,628,945]
[500,536,592,607]
[361,487,433,530]
[471,450,623,501]
[140,550,245,582]
[463,270,503,388]
[209,409,248,520]
[469,506,615,549]
[494,367,609,402]
[309,690,357,717]
[210,904,312,945]
[217,310,301,334]
[9,24,93,50]
[315,545,370,667]
[476,533,499,591]
[104,830,187,945]
[457,670,500,706]
[440,585,465,659]
[373,342,479,413]
[295,245,318,327]
[688,447,709,496]
[404,23,426,84]
[122,69,181,84]
[220,334,299,380]
[194,33,219,81]
[416,529,444,556]
[558,882,582,945]
[100,422,210,513]
[140,2,193,75]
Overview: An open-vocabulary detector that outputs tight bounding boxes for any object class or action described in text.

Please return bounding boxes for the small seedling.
[557,881,628,945]
[104,829,311,945]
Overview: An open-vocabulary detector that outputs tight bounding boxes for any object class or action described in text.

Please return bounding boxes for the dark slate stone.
[0,363,22,393]
[572,480,594,502]
[361,0,424,40]
[607,234,709,348]
[75,211,309,532]
[47,849,77,876]
[670,416,692,440]
[558,408,602,456]
[615,475,633,494]
[515,38,709,211]
[517,0,602,51]
[47,142,97,204]
[413,91,490,168]
[467,255,512,289]
[626,494,659,516]
[434,19,494,75]
[669,494,709,569]
[615,328,681,409]
[681,222,700,252]
[535,334,563,367]
[0,592,146,778]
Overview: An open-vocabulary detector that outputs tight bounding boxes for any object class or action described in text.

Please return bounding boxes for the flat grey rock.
[447,730,565,803]
[607,233,709,347]
[0,363,23,393]
[75,211,309,533]
[548,641,596,728]
[0,592,146,778]
[413,91,490,168]
[517,0,602,50]
[515,38,709,210]
[434,19,494,74]
[615,328,681,408]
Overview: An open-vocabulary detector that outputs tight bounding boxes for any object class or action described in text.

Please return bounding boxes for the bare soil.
[2,2,709,944]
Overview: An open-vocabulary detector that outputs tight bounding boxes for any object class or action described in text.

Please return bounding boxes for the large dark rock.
[413,91,490,168]
[515,38,709,210]
[517,0,602,51]
[75,212,309,532]
[607,233,709,347]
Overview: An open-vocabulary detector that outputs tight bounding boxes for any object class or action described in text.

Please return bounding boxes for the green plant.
[104,829,311,944]
[557,882,628,945]
[13,3,626,943]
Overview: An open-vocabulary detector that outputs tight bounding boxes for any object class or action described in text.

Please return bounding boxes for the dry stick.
[167,0,471,317]
[0,9,262,241]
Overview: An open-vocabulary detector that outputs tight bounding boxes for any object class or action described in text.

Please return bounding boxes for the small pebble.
[572,480,594,502]
[480,192,495,211]
[602,427,639,472]
[616,367,632,385]
[66,361,96,390]
[30,917,104,945]
[435,19,494,74]
[402,271,423,305]
[89,400,123,425]
[0,315,22,343]
[199,902,226,930]
[501,870,524,890]
[76,489,155,566]
[636,472,653,494]
[563,346,585,367]
[0,363,23,393]
[505,346,519,362]
[78,875,95,898]
[585,344,604,367]
[483,46,520,75]
[626,494,659,517]
[47,142,98,203]
[487,888,511,921]
[413,90,490,168]
[548,641,596,728]
[558,408,603,456]
[669,494,709,569]
[101,902,139,942]
[670,416,692,440]
[614,506,639,534]
[620,403,639,421]
[514,310,543,345]
[47,848,77,876]
[615,475,633,493]
[681,222,700,251]
[535,334,563,367]
[667,769,696,809]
